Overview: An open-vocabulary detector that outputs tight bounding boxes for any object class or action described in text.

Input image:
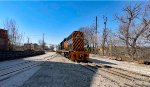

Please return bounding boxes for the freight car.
[57,31,89,61]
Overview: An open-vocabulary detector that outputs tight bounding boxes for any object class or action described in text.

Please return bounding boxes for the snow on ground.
[90,56,150,76]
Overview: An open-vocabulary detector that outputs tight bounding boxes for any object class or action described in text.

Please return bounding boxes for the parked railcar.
[58,31,89,61]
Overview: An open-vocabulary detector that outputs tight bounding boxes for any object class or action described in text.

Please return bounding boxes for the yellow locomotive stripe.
[77,39,84,50]
[73,38,78,50]
[76,40,83,50]
[76,39,81,50]
[74,38,83,51]
[74,39,78,50]
[76,39,80,49]
[73,39,78,50]
[72,32,84,51]
[73,39,76,50]
[73,32,78,37]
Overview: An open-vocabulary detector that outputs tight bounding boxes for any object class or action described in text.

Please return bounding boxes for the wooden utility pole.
[43,33,45,50]
[27,37,30,43]
[95,16,98,53]
[96,16,98,34]
[102,16,107,55]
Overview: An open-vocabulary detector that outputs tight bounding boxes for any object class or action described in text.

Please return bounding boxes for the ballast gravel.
[22,54,120,87]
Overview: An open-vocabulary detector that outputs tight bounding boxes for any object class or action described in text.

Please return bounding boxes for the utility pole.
[102,16,107,55]
[43,33,44,50]
[95,16,98,53]
[96,16,98,34]
[27,37,30,43]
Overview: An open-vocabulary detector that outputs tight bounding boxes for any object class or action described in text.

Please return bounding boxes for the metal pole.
[43,33,44,50]
[96,16,98,34]
[95,16,98,53]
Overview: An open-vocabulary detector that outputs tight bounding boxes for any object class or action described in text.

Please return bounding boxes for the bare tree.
[115,3,150,60]
[38,39,43,46]
[79,25,97,53]
[38,39,46,50]
[49,45,54,51]
[142,1,150,42]
[3,19,21,50]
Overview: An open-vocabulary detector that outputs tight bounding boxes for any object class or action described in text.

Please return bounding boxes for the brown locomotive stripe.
[75,39,81,49]
[80,41,84,50]
[73,32,78,37]
[80,40,84,49]
[74,39,79,50]
[73,32,75,37]
[74,38,83,51]
[73,39,78,50]
[72,38,76,50]
[77,39,84,50]
[74,32,82,37]
[80,32,83,37]
[76,42,79,50]
[72,32,84,50]
[80,33,83,37]
[73,32,83,37]
[77,38,83,50]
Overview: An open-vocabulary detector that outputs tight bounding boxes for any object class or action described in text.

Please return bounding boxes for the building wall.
[23,43,43,51]
[24,43,34,51]
[0,29,8,51]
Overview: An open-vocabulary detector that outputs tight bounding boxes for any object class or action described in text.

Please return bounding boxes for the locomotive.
[57,31,89,61]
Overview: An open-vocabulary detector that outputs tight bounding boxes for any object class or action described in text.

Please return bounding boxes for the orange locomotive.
[58,31,89,61]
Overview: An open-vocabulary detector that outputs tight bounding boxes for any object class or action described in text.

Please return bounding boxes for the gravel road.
[1,52,150,87]
[22,54,121,87]
[0,52,56,87]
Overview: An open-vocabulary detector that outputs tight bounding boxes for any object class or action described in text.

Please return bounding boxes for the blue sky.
[0,1,147,45]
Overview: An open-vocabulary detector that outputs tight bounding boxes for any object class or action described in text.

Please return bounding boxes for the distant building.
[14,45,24,51]
[23,43,34,51]
[44,45,49,50]
[0,29,8,51]
[33,43,43,51]
[23,43,43,51]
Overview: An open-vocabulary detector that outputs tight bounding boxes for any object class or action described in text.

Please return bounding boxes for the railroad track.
[0,54,58,81]
[80,61,150,87]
